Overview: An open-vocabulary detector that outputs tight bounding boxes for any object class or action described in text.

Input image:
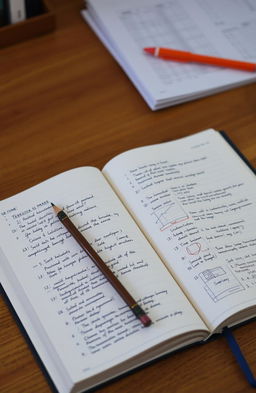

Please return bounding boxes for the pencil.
[143,47,256,72]
[51,203,152,327]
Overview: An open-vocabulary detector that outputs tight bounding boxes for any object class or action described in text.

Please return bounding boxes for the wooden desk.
[0,1,255,392]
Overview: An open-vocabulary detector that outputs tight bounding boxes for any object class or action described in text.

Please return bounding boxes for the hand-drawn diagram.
[151,201,189,231]
[199,267,244,302]
[186,242,202,255]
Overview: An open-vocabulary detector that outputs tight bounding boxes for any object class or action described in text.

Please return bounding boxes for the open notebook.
[81,0,256,110]
[0,130,256,393]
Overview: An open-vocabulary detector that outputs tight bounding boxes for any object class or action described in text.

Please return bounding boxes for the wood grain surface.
[0,1,255,393]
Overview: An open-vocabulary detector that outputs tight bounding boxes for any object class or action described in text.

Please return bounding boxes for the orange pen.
[144,47,256,72]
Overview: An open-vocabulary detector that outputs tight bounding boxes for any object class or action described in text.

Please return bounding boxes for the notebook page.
[103,130,256,332]
[0,167,207,390]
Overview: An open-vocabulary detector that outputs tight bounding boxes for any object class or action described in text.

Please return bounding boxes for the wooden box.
[0,0,56,48]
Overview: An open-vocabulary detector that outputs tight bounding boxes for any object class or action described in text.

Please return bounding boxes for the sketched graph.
[151,200,189,231]
[199,267,244,303]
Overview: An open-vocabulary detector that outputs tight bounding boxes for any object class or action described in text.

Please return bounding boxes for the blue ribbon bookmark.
[223,327,256,388]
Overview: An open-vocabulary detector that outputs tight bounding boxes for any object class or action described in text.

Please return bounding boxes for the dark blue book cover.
[0,0,9,25]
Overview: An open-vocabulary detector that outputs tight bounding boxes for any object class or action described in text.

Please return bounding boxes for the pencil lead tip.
[51,204,62,215]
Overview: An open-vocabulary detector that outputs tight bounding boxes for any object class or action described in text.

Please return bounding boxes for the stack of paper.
[81,0,256,110]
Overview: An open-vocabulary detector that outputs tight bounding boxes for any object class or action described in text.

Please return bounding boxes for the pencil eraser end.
[140,314,152,327]
[143,47,155,55]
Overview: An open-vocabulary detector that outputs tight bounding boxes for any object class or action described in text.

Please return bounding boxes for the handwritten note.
[103,130,256,329]
[0,167,205,378]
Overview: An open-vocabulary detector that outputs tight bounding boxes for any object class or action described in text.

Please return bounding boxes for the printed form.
[82,0,256,109]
